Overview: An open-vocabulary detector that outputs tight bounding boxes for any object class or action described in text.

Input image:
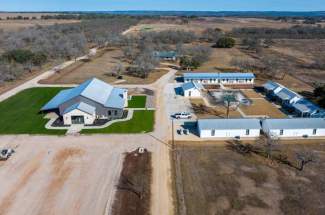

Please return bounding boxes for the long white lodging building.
[183,72,255,86]
[197,119,261,138]
[262,118,325,139]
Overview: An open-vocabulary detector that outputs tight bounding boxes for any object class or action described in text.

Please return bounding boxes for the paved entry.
[71,116,85,124]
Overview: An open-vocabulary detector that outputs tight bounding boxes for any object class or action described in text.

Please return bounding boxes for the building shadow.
[180,121,199,137]
[174,87,183,96]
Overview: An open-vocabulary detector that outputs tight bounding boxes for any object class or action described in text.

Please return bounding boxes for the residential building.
[153,51,177,61]
[197,118,261,138]
[262,118,325,138]
[41,78,128,125]
[180,82,204,97]
[183,73,255,86]
[292,99,324,117]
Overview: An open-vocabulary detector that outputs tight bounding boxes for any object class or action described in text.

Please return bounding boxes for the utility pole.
[171,118,175,150]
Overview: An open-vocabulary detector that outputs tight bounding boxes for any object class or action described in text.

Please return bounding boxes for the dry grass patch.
[241,89,263,99]
[172,141,325,215]
[240,98,286,118]
[190,98,242,118]
[40,48,168,85]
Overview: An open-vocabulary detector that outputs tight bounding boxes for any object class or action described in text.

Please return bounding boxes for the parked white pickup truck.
[173,112,192,119]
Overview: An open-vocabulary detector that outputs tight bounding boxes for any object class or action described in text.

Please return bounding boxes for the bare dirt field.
[0,135,155,215]
[40,48,168,85]
[196,45,255,72]
[172,141,325,215]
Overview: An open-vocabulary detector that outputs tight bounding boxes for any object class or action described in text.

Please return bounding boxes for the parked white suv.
[173,112,192,119]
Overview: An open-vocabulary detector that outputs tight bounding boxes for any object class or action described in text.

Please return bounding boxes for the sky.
[0,0,325,12]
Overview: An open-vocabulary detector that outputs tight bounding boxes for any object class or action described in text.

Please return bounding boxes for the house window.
[313,129,317,135]
[114,110,118,116]
[246,129,250,135]
[280,129,284,135]
[108,110,112,116]
[211,130,216,136]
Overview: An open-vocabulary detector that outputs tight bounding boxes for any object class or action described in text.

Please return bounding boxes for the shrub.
[215,37,236,48]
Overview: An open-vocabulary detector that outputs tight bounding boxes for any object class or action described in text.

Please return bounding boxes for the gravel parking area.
[164,83,195,120]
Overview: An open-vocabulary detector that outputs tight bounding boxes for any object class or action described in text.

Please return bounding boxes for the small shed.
[153,51,177,61]
[197,118,261,138]
[181,82,204,97]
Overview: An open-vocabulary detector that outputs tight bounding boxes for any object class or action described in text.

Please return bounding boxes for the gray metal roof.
[41,78,126,111]
[198,119,261,130]
[276,88,300,101]
[153,51,177,58]
[181,82,203,91]
[262,118,325,130]
[183,72,255,80]
[292,99,320,114]
[263,81,281,91]
[63,102,96,115]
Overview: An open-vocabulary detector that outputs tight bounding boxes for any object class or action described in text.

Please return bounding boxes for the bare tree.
[296,150,317,171]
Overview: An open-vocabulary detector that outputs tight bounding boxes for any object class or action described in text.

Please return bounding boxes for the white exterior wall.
[185,78,254,85]
[123,91,128,107]
[265,128,325,138]
[63,109,96,125]
[199,129,260,138]
[184,88,201,97]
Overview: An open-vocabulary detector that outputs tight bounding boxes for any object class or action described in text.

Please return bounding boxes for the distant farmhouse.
[183,72,255,88]
[41,78,128,125]
[153,51,177,61]
[263,81,325,118]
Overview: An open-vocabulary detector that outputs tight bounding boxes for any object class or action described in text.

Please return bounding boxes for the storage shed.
[197,118,261,138]
[262,118,325,139]
[181,82,203,97]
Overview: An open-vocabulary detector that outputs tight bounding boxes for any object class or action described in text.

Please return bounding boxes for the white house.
[183,73,255,86]
[262,118,325,139]
[180,82,203,97]
[41,78,128,126]
[197,119,261,138]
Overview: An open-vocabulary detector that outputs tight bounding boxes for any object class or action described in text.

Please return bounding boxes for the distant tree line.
[232,25,325,39]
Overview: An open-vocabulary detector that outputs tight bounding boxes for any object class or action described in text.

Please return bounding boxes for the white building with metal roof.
[180,82,203,97]
[197,118,261,138]
[41,78,128,125]
[262,118,325,139]
[183,72,255,86]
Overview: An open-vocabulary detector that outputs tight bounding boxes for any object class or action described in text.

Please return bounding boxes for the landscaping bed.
[0,88,67,135]
[81,110,155,134]
[112,148,152,215]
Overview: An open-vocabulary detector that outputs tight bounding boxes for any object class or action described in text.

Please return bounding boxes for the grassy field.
[240,98,287,118]
[172,141,325,215]
[128,96,147,108]
[0,88,66,135]
[81,110,155,134]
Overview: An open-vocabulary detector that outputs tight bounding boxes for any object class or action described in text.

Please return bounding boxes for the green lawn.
[82,110,155,134]
[128,95,147,108]
[0,88,67,135]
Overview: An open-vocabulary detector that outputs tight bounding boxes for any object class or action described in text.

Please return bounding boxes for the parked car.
[173,112,192,119]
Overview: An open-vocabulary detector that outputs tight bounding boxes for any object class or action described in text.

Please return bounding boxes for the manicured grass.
[0,88,67,135]
[128,95,147,108]
[82,110,154,134]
